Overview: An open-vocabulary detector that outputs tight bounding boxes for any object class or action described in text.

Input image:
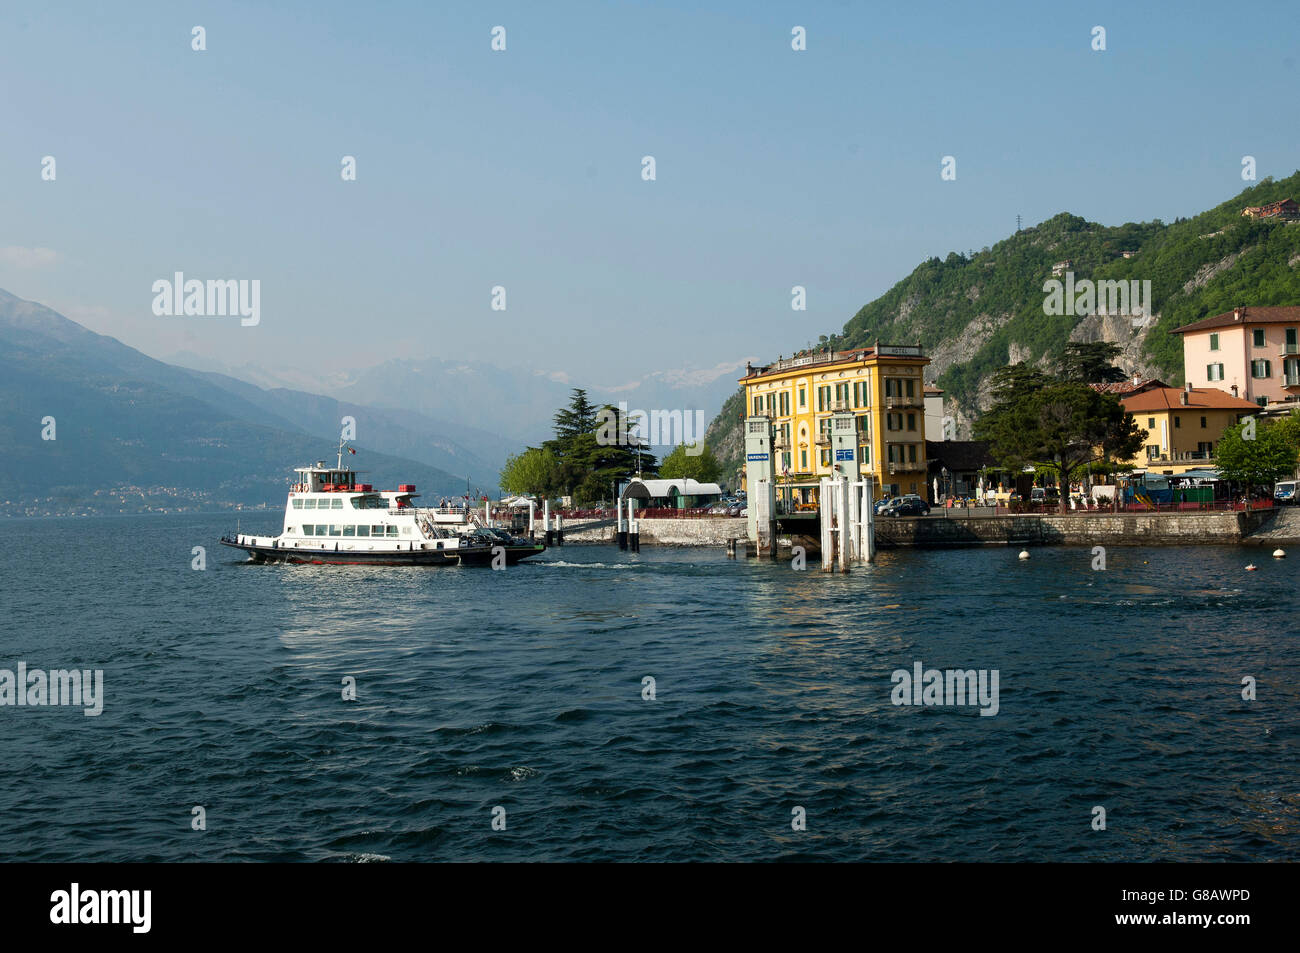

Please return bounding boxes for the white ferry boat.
[220,444,546,567]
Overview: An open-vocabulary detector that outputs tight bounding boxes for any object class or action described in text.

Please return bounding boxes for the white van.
[1275,481,1297,505]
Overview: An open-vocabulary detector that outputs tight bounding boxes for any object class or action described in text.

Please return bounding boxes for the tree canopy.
[658,442,723,483]
[1055,341,1127,383]
[499,390,658,504]
[1214,414,1300,495]
[974,367,1145,510]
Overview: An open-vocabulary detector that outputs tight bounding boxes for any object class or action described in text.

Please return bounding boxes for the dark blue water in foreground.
[1,514,1297,862]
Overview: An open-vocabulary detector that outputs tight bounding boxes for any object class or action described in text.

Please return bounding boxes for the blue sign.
[835,449,854,461]
[747,453,769,461]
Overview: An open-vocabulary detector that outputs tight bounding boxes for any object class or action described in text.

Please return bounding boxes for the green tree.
[499,447,558,497]
[1214,416,1299,502]
[975,381,1145,512]
[552,389,599,441]
[537,398,658,503]
[658,442,723,483]
[1055,341,1126,383]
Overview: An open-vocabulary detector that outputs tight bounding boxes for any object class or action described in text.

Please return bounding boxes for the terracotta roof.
[1120,386,1258,413]
[1090,378,1169,395]
[924,385,944,395]
[1172,306,1300,334]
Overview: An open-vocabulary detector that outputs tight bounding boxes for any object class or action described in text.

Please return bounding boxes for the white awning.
[621,478,723,500]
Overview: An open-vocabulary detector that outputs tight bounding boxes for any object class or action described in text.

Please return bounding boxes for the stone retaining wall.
[549,511,1279,548]
[875,511,1271,547]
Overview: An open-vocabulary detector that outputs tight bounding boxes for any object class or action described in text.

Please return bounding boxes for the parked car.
[1275,481,1297,505]
[880,497,931,517]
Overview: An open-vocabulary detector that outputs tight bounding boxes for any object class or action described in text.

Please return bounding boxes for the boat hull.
[219,537,546,567]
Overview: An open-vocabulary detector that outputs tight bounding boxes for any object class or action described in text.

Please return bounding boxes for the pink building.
[1173,306,1300,408]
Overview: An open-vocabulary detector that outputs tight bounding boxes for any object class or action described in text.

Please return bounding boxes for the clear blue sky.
[3,0,1297,391]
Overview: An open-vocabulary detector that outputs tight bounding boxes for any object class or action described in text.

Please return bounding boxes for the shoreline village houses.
[620,478,723,510]
[739,344,930,504]
[1107,382,1259,475]
[1173,306,1300,409]
[1240,198,1300,221]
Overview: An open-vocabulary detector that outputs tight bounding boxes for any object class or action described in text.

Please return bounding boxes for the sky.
[2,0,1298,395]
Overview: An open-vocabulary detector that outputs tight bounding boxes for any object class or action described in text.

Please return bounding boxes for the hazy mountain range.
[0,288,750,514]
[163,350,751,458]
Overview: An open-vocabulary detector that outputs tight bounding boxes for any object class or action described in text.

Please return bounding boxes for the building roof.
[622,478,722,500]
[1090,377,1169,396]
[924,384,944,395]
[1120,386,1259,413]
[1171,306,1300,335]
[1242,199,1299,217]
[925,440,996,471]
[741,343,927,381]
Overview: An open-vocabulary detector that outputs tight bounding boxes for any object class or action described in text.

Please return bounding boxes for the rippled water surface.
[2,515,1297,861]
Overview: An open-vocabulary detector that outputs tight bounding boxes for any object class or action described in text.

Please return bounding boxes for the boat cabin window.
[298,523,403,539]
[292,499,303,509]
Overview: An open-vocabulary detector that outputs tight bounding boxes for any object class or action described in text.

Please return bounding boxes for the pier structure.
[819,408,875,570]
[744,415,778,557]
[618,497,640,551]
[819,475,875,570]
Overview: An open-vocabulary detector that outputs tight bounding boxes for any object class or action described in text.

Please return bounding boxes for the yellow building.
[1117,385,1258,474]
[739,344,930,503]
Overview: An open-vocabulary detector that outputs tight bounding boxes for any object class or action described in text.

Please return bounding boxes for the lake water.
[1,514,1296,861]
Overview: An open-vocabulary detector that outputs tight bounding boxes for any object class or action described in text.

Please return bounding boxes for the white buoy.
[1018,550,1030,560]
[1273,549,1286,558]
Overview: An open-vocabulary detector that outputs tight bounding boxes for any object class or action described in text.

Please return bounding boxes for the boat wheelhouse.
[220,443,545,566]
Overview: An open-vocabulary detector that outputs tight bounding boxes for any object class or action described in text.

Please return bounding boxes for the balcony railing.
[1145,450,1216,464]
[888,461,925,474]
[885,395,924,409]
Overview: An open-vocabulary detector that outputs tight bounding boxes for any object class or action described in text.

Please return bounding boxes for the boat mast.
[337,435,348,470]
